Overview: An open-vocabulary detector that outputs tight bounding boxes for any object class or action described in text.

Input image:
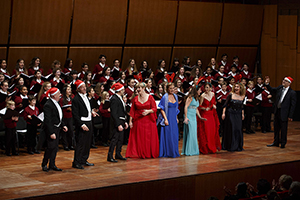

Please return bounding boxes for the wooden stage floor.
[0,121,300,200]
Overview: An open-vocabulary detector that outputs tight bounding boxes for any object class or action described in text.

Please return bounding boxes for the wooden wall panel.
[220,4,263,45]
[0,0,10,44]
[68,47,122,72]
[0,48,7,61]
[278,15,297,49]
[263,5,278,38]
[216,47,258,72]
[296,53,300,90]
[175,2,222,45]
[172,47,217,70]
[298,27,300,53]
[71,0,127,44]
[276,42,297,86]
[122,47,172,71]
[261,34,277,84]
[7,47,68,74]
[10,0,72,44]
[126,0,177,44]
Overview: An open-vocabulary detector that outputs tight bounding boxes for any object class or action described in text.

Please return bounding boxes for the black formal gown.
[222,93,244,151]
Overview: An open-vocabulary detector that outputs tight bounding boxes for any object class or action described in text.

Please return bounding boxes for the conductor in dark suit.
[72,80,98,169]
[41,87,68,172]
[107,83,128,162]
[265,76,297,148]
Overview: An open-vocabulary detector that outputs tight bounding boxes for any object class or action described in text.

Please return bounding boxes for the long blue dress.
[182,97,200,156]
[158,94,180,158]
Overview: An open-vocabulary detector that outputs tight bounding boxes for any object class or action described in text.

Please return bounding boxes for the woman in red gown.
[126,82,159,159]
[197,82,221,154]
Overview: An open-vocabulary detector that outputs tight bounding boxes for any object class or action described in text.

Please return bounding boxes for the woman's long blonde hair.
[231,82,245,96]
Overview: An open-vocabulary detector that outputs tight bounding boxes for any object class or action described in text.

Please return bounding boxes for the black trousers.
[261,106,272,132]
[42,127,60,168]
[244,106,254,131]
[216,103,224,135]
[73,121,92,165]
[26,123,38,150]
[5,127,16,155]
[61,118,74,148]
[108,126,124,157]
[101,117,110,143]
[274,109,288,146]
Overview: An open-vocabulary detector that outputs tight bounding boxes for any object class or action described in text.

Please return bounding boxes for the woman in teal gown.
[182,86,206,156]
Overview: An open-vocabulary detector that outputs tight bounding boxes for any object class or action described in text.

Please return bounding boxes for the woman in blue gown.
[158,83,180,158]
[182,86,206,156]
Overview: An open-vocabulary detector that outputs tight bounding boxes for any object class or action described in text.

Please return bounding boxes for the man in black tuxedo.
[72,80,98,169]
[265,76,297,148]
[42,88,68,172]
[107,83,128,162]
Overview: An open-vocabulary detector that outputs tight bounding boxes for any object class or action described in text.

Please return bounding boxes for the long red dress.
[197,96,221,154]
[126,95,159,158]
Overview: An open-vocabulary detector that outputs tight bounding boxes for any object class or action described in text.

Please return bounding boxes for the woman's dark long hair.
[62,84,72,105]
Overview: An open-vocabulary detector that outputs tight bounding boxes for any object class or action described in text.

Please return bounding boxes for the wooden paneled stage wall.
[0,0,263,78]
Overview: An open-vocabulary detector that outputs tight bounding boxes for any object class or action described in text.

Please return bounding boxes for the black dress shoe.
[85,162,94,166]
[280,144,285,148]
[262,131,267,133]
[34,150,40,154]
[115,154,127,160]
[69,146,75,150]
[107,158,118,162]
[27,151,34,155]
[64,147,70,151]
[267,143,279,147]
[50,166,62,171]
[42,165,49,172]
[72,163,84,169]
[91,145,98,149]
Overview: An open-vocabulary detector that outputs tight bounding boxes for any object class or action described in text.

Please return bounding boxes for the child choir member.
[189,66,202,81]
[169,58,180,73]
[145,79,154,95]
[28,57,43,75]
[228,65,238,77]
[63,58,73,74]
[240,63,252,79]
[14,85,28,116]
[87,87,99,149]
[198,83,221,154]
[244,81,256,134]
[125,78,135,102]
[216,83,229,136]
[175,67,187,83]
[214,65,226,80]
[126,82,159,158]
[78,62,89,80]
[154,59,166,83]
[0,59,9,76]
[208,57,219,71]
[218,54,231,74]
[29,70,44,95]
[232,56,242,71]
[118,71,127,86]
[59,84,75,151]
[83,71,93,88]
[50,68,65,88]
[12,58,28,79]
[139,60,149,72]
[93,54,108,81]
[99,91,111,147]
[38,82,51,112]
[99,67,114,84]
[24,95,41,154]
[0,81,11,109]
[155,83,165,99]
[47,60,61,75]
[3,100,19,156]
[111,59,121,80]
[125,59,138,76]
[13,77,25,94]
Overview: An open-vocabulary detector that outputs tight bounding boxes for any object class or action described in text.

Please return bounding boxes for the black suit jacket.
[43,99,64,136]
[266,84,297,121]
[110,94,127,128]
[72,93,91,128]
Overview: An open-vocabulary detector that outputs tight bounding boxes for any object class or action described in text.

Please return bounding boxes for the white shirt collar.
[53,77,61,82]
[221,90,227,95]
[105,75,110,80]
[36,78,41,83]
[33,66,39,71]
[218,71,224,76]
[179,75,184,79]
[0,89,7,94]
[247,88,253,93]
[257,84,263,88]
[29,105,35,110]
[221,61,226,66]
[0,68,6,73]
[50,97,63,121]
[78,92,92,119]
[243,70,248,75]
[19,68,24,72]
[20,94,28,99]
[160,67,164,72]
[146,87,151,93]
[100,63,105,68]
[128,86,134,92]
[116,93,126,110]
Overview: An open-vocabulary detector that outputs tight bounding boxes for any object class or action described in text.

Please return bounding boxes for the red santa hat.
[284,76,293,83]
[111,82,124,92]
[75,80,85,89]
[45,87,59,97]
